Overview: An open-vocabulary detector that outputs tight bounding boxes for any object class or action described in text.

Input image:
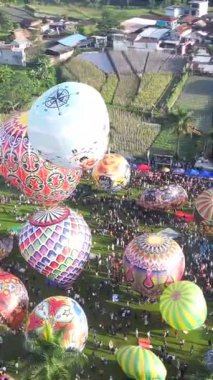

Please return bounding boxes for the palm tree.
[203,131,213,158]
[170,107,195,157]
[22,323,88,380]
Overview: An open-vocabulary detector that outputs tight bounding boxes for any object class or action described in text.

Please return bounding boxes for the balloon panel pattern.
[123,233,185,298]
[92,153,131,191]
[160,281,207,331]
[28,82,109,169]
[0,271,29,330]
[0,113,82,206]
[138,184,188,210]
[26,296,88,351]
[117,345,167,380]
[19,207,92,288]
[195,188,213,223]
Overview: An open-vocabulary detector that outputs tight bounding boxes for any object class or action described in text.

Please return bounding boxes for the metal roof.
[58,33,86,47]
[46,43,72,55]
[135,27,170,41]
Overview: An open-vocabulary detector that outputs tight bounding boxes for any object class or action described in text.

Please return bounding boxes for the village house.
[45,33,91,62]
[139,15,178,29]
[190,48,213,74]
[0,44,26,66]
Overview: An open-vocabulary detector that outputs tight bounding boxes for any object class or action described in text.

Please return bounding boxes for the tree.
[97,10,118,32]
[23,323,88,380]
[170,107,195,157]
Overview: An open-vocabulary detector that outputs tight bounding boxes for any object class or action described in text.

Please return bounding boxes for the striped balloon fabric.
[117,345,167,380]
[160,281,207,331]
[195,188,213,223]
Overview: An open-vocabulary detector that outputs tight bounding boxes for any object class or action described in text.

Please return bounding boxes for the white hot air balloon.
[28,82,110,169]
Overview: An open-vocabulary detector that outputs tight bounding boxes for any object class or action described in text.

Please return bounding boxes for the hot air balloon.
[138,184,188,210]
[28,82,109,169]
[0,374,15,380]
[19,206,92,289]
[160,281,207,331]
[26,296,88,352]
[0,113,82,207]
[123,233,185,298]
[92,153,131,191]
[195,188,213,223]
[0,271,29,331]
[117,345,167,380]
[0,235,14,261]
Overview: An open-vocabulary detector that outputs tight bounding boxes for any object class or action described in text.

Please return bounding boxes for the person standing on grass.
[135,328,139,339]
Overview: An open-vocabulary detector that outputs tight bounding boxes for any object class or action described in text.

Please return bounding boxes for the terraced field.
[101,74,118,104]
[109,108,161,155]
[123,50,148,74]
[133,73,173,110]
[113,75,139,106]
[176,75,213,133]
[107,50,132,75]
[73,50,185,110]
[61,57,106,91]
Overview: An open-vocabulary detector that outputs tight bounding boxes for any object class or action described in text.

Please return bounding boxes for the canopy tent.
[185,169,213,179]
[172,168,185,175]
[137,164,150,171]
[157,228,181,239]
[175,211,195,223]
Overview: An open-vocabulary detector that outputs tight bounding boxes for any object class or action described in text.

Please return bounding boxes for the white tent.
[157,228,181,239]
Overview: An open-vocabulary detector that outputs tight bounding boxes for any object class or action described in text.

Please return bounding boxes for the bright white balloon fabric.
[28,82,110,169]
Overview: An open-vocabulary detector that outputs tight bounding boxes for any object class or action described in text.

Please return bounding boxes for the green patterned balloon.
[117,345,167,380]
[160,281,207,331]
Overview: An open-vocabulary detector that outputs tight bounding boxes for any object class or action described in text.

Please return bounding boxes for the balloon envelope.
[92,153,131,191]
[19,206,92,289]
[160,281,207,331]
[28,82,109,169]
[117,345,167,380]
[123,233,185,298]
[0,271,29,330]
[26,296,88,351]
[195,188,213,223]
[138,184,188,210]
[0,113,82,206]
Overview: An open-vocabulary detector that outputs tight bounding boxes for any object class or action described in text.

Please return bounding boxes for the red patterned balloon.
[0,271,29,330]
[0,113,82,206]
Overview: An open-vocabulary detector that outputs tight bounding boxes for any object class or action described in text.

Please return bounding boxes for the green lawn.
[151,125,204,160]
[32,3,157,21]
[175,76,213,134]
[0,178,212,380]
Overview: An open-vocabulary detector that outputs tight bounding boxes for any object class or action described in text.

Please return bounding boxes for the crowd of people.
[0,166,213,379]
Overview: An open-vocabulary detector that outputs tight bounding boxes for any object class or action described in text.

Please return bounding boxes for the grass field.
[176,76,213,134]
[31,3,158,22]
[0,179,212,380]
[151,124,204,160]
